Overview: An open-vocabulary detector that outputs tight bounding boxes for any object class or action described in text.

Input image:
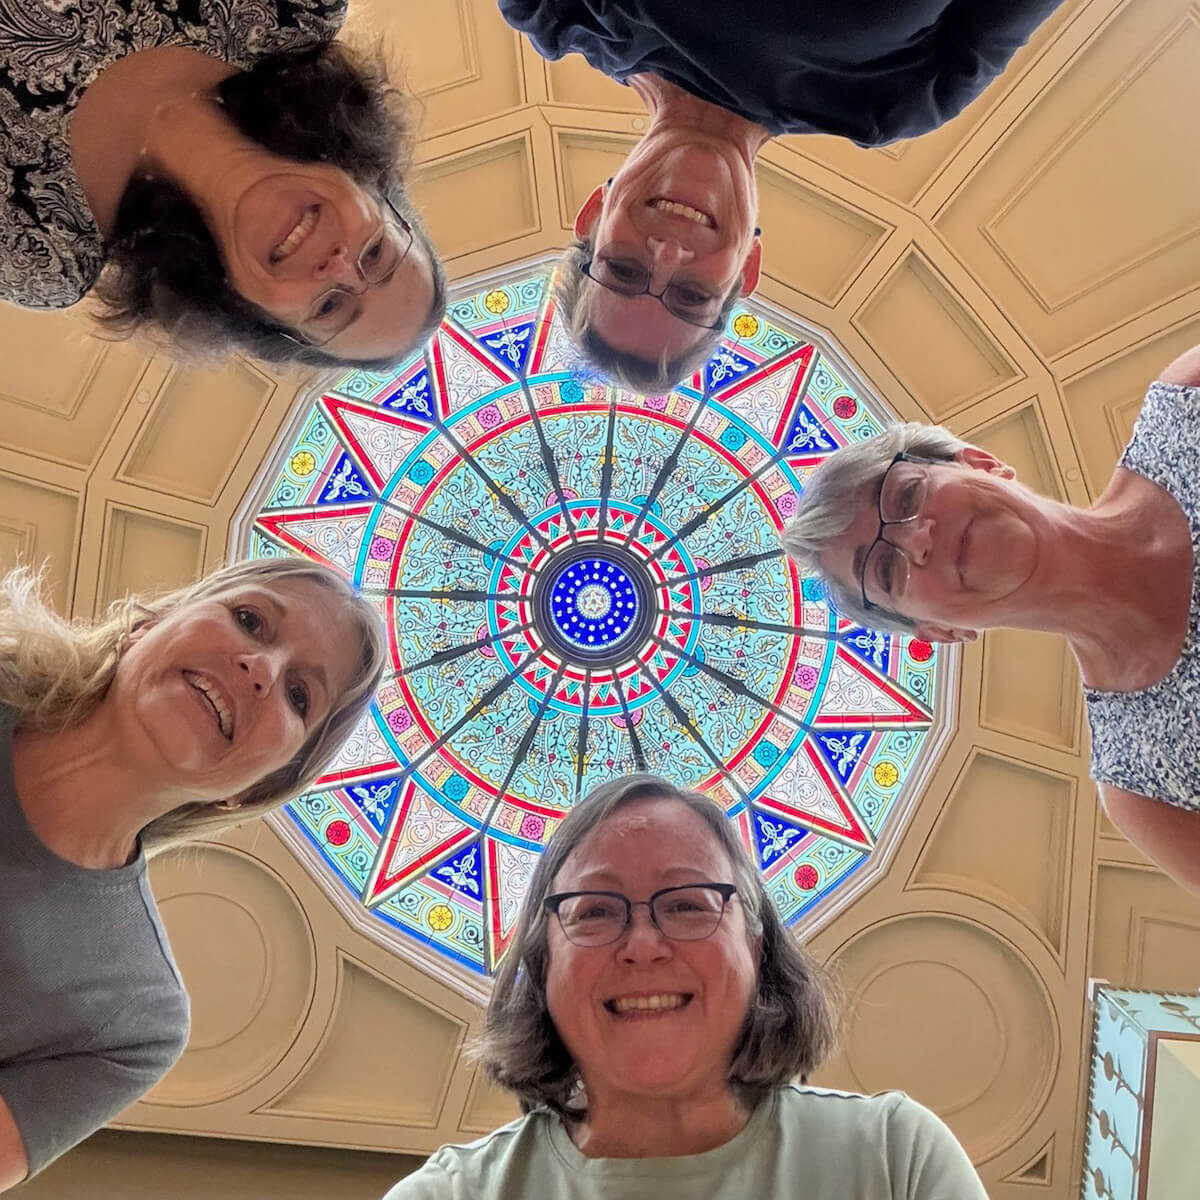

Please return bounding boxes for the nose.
[646,236,694,281]
[889,514,934,566]
[235,649,284,695]
[313,242,357,283]
[617,905,672,964]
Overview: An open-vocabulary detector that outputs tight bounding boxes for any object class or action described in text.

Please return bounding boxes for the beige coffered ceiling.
[5,2,1200,1197]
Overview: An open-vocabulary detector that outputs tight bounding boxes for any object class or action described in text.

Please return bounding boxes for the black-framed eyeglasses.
[579,256,725,330]
[544,883,737,947]
[858,452,938,613]
[281,197,415,349]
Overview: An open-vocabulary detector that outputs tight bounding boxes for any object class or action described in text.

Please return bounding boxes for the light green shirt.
[383,1085,988,1199]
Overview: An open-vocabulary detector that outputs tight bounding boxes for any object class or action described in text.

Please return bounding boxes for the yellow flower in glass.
[484,289,511,315]
[427,904,454,932]
[873,761,900,788]
[732,313,759,339]
[290,450,316,477]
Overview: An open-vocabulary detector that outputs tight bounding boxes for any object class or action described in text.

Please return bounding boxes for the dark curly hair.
[92,42,446,370]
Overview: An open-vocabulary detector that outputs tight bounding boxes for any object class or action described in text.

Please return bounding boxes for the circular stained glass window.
[238,262,954,982]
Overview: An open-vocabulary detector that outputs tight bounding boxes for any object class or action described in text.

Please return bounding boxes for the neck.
[1008,487,1192,687]
[628,73,771,161]
[569,1081,752,1159]
[11,702,183,870]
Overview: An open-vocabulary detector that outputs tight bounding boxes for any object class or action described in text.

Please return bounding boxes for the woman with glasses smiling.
[783,345,1200,897]
[0,2,445,369]
[384,774,987,1200]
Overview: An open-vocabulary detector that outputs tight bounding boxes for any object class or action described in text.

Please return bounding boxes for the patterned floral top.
[1085,382,1200,811]
[0,0,345,310]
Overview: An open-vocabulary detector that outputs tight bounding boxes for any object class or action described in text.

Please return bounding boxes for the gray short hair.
[781,423,967,634]
[477,774,839,1116]
[555,240,740,395]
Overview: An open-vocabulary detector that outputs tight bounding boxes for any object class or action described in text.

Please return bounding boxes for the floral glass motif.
[242,264,948,977]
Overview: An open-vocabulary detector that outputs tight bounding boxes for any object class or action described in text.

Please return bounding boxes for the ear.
[912,622,978,646]
[954,445,1015,480]
[573,184,606,239]
[122,618,156,651]
[738,236,762,296]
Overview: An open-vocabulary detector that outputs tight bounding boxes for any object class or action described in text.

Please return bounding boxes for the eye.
[287,679,310,718]
[874,550,896,595]
[673,286,713,308]
[233,606,264,636]
[312,291,348,322]
[361,237,384,266]
[601,258,643,285]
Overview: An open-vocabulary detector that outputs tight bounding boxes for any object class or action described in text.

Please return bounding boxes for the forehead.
[556,796,734,888]
[205,578,362,687]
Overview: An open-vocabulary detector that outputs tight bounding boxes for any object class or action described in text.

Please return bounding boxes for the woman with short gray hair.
[385,774,987,1199]
[783,345,1200,897]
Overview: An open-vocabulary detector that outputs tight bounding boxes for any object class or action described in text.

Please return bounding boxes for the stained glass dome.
[236,260,954,984]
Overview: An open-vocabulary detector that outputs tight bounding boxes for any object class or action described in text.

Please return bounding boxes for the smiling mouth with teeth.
[648,198,716,229]
[606,993,693,1016]
[183,671,233,740]
[270,205,319,264]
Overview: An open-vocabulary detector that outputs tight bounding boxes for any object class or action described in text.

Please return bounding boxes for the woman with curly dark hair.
[1,2,446,369]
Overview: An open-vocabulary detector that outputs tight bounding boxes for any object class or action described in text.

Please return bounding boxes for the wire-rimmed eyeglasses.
[579,256,725,330]
[544,883,738,947]
[858,452,939,612]
[280,196,414,349]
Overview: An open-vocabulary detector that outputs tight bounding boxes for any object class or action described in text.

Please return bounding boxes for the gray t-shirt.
[383,1085,988,1200]
[0,711,189,1176]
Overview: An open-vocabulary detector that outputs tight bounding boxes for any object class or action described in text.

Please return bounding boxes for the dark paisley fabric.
[1085,382,1200,811]
[0,0,346,309]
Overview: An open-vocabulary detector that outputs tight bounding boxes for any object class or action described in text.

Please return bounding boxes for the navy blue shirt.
[499,0,1064,146]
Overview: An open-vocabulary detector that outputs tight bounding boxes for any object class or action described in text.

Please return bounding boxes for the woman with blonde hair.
[0,557,386,1190]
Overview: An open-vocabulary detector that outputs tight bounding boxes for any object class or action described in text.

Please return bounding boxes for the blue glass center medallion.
[548,557,639,651]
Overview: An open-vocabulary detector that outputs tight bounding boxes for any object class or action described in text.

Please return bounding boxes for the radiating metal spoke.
[397,620,536,677]
[515,370,579,543]
[632,659,748,801]
[482,662,568,829]
[648,632,809,731]
[365,588,520,603]
[377,495,536,574]
[610,669,648,773]
[427,400,553,554]
[661,549,784,587]
[596,401,619,537]
[666,610,839,641]
[573,668,592,801]
[367,645,542,832]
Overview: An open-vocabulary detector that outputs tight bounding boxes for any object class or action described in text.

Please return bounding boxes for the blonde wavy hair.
[0,559,387,856]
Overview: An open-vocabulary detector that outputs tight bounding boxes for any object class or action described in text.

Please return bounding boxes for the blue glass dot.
[720,426,748,451]
[443,774,469,801]
[801,577,823,601]
[561,380,584,403]
[753,742,781,767]
[409,460,434,485]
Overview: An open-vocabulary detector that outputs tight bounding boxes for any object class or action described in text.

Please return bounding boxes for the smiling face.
[111,577,361,802]
[574,135,762,364]
[213,164,438,362]
[819,449,1040,641]
[544,796,759,1107]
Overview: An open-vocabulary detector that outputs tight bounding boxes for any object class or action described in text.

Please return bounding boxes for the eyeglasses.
[580,256,725,330]
[858,452,939,612]
[544,883,738,947]
[283,197,415,348]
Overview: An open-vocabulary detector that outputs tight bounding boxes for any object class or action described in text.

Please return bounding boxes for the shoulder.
[381,1112,546,1199]
[1158,345,1200,388]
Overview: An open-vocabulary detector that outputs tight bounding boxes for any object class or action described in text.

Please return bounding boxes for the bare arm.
[1100,785,1200,897]
[0,1097,29,1194]
[1159,345,1200,387]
